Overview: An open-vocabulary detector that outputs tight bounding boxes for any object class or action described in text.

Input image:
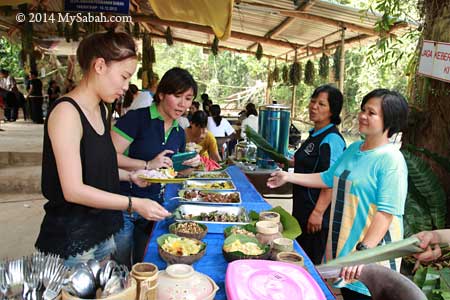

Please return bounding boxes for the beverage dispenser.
[257,104,291,169]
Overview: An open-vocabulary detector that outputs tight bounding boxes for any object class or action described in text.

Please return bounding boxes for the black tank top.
[36,97,123,258]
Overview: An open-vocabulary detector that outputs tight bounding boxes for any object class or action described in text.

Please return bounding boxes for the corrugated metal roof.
[0,0,417,59]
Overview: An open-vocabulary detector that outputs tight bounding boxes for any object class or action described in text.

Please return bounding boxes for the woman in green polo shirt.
[111,67,200,266]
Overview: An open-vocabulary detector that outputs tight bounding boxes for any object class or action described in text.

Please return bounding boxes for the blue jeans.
[113,212,154,267]
[64,236,116,268]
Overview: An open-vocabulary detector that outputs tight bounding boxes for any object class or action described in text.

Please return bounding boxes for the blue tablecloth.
[143,165,335,300]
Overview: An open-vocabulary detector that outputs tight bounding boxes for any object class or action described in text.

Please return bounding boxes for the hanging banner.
[64,0,130,15]
[418,40,450,83]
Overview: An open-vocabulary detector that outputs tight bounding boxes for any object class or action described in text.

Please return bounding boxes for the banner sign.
[418,40,450,83]
[64,0,130,15]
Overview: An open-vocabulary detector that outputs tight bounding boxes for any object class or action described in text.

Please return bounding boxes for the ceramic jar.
[255,221,282,246]
[276,251,305,267]
[131,263,158,300]
[158,264,219,300]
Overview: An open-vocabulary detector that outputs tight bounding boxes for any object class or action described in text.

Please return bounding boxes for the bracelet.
[127,196,133,215]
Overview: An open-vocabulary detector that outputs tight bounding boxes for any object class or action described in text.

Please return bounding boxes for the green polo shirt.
[150,103,179,143]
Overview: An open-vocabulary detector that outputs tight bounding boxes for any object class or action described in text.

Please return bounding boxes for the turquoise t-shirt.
[320,140,408,295]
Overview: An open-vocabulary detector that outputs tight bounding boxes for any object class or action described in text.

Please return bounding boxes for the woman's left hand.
[182,154,201,168]
[130,170,152,188]
[307,210,323,234]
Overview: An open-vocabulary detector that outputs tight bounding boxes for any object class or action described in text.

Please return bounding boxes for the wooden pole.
[339,29,345,93]
[265,60,271,104]
[291,84,297,122]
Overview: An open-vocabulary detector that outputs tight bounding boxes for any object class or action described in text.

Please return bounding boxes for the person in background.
[188,101,200,120]
[122,84,139,115]
[207,104,235,138]
[414,229,450,263]
[35,30,170,267]
[185,110,221,162]
[268,89,409,300]
[177,110,190,129]
[240,102,259,139]
[0,69,17,122]
[201,93,212,116]
[129,73,159,110]
[111,67,201,266]
[12,84,27,121]
[47,80,61,108]
[27,70,44,124]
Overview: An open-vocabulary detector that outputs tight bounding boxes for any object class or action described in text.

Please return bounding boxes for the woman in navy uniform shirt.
[291,85,346,264]
[111,67,200,266]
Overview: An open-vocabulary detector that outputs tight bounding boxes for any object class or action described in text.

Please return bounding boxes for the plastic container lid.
[226,259,326,300]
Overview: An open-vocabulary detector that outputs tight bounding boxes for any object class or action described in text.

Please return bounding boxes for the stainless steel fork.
[42,265,68,300]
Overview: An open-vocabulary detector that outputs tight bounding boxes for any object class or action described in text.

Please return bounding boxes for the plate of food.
[138,168,189,183]
[177,190,241,205]
[190,171,231,180]
[183,180,236,190]
[222,234,270,262]
[173,204,249,233]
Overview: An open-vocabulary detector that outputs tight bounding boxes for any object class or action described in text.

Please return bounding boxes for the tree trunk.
[403,1,450,225]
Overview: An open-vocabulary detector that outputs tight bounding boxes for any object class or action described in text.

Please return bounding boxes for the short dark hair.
[201,93,209,101]
[30,70,38,77]
[123,84,139,108]
[190,110,208,128]
[246,103,258,117]
[361,89,409,138]
[191,101,200,110]
[0,69,8,75]
[311,84,343,125]
[210,104,222,126]
[153,67,198,104]
[76,31,137,73]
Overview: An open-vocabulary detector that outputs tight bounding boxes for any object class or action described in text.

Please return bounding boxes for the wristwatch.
[356,242,368,251]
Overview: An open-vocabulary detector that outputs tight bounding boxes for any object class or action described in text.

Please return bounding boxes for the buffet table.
[143,165,335,300]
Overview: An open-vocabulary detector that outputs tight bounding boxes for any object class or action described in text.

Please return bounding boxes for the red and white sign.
[418,40,450,83]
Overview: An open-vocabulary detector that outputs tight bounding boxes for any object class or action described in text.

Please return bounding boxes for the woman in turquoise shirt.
[268,89,409,300]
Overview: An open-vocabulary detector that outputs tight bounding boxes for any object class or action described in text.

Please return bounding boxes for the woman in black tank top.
[35,31,170,267]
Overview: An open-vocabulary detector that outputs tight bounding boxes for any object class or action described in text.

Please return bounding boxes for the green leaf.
[414,266,428,288]
[270,206,302,239]
[402,150,447,229]
[245,126,289,170]
[440,269,450,291]
[422,268,440,298]
[404,144,450,174]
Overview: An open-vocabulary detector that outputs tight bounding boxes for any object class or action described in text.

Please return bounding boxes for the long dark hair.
[245,103,258,117]
[123,84,138,108]
[153,67,198,104]
[210,104,222,126]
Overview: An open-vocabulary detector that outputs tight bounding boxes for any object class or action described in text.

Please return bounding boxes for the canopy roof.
[0,0,416,60]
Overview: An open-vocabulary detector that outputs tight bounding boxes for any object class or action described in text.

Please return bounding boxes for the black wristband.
[127,196,133,215]
[356,242,368,251]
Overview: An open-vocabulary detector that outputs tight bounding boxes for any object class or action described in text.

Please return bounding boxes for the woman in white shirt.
[240,103,258,138]
[207,104,235,137]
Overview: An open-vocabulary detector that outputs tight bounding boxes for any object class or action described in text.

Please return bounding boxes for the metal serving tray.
[190,171,231,180]
[173,204,249,233]
[176,190,242,205]
[183,180,236,191]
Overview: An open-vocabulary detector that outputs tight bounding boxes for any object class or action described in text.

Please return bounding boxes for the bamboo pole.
[291,84,297,122]
[339,29,345,93]
[265,60,271,104]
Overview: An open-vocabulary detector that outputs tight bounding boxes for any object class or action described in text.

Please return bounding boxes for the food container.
[276,251,305,267]
[271,238,294,260]
[255,221,282,246]
[169,221,208,240]
[259,211,283,232]
[234,138,257,163]
[158,264,219,300]
[157,234,206,265]
[183,179,236,191]
[173,204,249,233]
[225,260,325,300]
[222,234,271,262]
[177,190,241,205]
[131,263,158,300]
[190,170,231,180]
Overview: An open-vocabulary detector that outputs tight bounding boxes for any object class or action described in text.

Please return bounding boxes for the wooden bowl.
[169,222,208,240]
[157,234,206,265]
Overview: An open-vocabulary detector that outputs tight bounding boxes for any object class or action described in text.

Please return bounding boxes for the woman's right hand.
[147,150,174,169]
[133,198,171,221]
[413,231,442,262]
[267,171,289,188]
